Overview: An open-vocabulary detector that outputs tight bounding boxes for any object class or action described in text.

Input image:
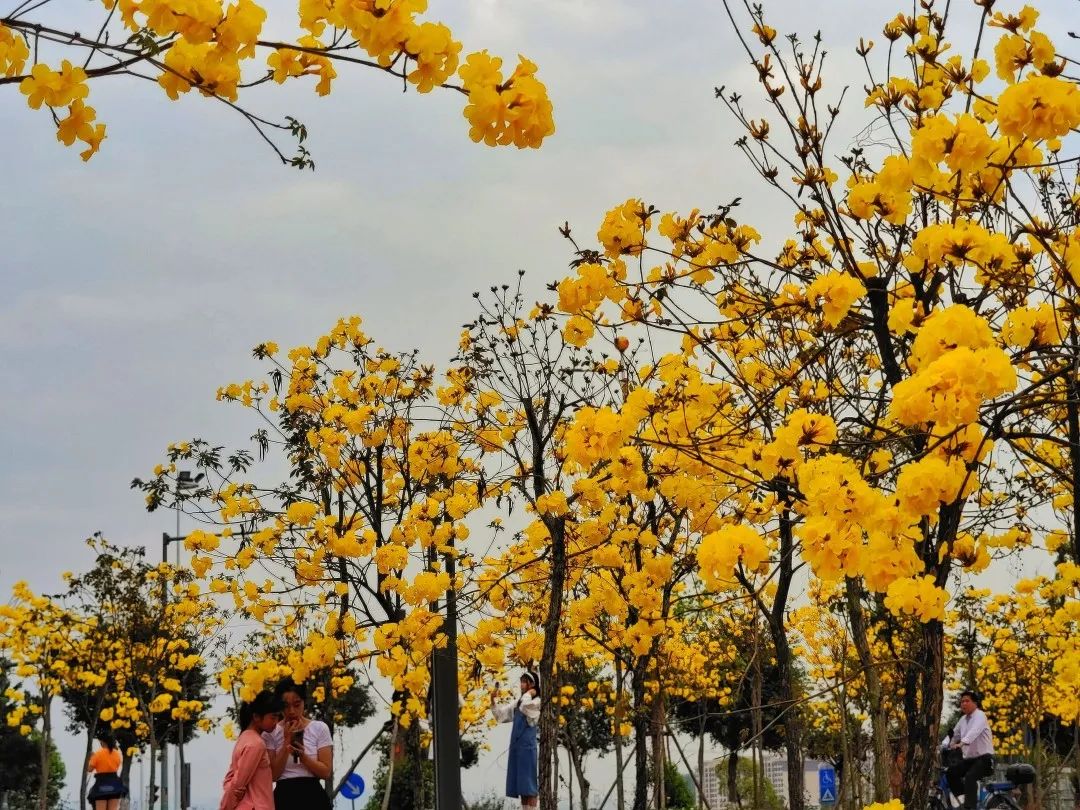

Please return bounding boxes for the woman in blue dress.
[491,671,542,807]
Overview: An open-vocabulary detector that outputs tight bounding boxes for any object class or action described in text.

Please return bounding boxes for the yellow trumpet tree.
[135,317,486,797]
[0,540,222,810]
[0,583,84,810]
[1,0,554,165]
[541,0,1080,806]
[949,577,1080,808]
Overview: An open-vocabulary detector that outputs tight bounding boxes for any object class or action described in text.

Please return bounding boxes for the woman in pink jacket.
[220,691,284,810]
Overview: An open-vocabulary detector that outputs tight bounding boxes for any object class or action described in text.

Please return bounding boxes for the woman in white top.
[263,679,333,810]
[491,671,542,808]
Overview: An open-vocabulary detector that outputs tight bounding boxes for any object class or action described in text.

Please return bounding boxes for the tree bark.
[553,739,560,810]
[898,619,945,809]
[767,502,803,810]
[614,659,627,810]
[653,695,667,810]
[632,669,649,810]
[727,750,739,804]
[80,684,109,810]
[38,697,51,810]
[751,631,763,810]
[899,505,956,808]
[844,578,891,801]
[1066,373,1080,565]
[80,729,95,810]
[148,734,158,810]
[697,722,705,810]
[566,744,573,810]
[772,626,804,810]
[538,517,567,810]
[566,736,591,810]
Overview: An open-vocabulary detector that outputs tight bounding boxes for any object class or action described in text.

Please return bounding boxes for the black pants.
[947,754,993,809]
[274,777,331,810]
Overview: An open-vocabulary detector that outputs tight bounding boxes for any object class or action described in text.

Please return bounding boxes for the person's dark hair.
[521,670,541,698]
[960,689,981,708]
[238,690,284,728]
[274,677,307,703]
[95,732,116,751]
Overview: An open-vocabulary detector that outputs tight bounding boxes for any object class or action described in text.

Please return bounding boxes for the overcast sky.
[2,0,1072,807]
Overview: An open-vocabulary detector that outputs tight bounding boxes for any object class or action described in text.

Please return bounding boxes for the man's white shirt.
[948,708,994,758]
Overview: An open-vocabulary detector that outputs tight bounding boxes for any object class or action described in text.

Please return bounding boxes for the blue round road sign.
[341,773,365,800]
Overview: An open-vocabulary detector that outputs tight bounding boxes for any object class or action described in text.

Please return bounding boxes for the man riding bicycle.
[943,690,995,810]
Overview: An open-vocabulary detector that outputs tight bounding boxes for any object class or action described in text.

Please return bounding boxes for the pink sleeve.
[220,739,263,810]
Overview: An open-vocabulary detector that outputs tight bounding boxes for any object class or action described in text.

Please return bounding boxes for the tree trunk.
[554,740,560,810]
[80,729,95,810]
[899,506,955,808]
[411,723,425,810]
[773,628,804,810]
[80,684,109,810]
[38,697,51,810]
[614,660,627,810]
[838,687,852,810]
[148,734,158,810]
[769,502,803,810]
[1066,372,1080,565]
[727,751,739,804]
[567,736,591,810]
[898,619,945,809]
[752,636,763,810]
[380,723,398,810]
[845,579,891,802]
[538,517,567,810]
[120,755,133,786]
[632,669,649,810]
[653,695,667,810]
[697,724,706,810]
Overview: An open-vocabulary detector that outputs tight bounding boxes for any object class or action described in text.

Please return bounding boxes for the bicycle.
[927,752,1035,810]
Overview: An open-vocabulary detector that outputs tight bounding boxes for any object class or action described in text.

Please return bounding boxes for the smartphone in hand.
[291,730,304,762]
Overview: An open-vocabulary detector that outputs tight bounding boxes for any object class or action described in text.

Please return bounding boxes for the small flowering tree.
[134,317,489,801]
[0,541,221,810]
[57,540,219,808]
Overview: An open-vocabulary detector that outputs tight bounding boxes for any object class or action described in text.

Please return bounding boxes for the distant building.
[696,753,838,810]
[699,754,728,810]
[765,756,830,808]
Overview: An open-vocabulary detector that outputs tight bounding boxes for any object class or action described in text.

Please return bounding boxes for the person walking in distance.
[491,671,542,808]
[87,733,128,810]
[945,690,995,809]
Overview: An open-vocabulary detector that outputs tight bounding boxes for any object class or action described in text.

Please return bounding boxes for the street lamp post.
[431,548,461,810]
[159,471,203,810]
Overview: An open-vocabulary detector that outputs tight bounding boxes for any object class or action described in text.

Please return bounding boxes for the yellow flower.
[597,199,650,258]
[698,524,769,590]
[0,25,30,77]
[805,272,865,327]
[884,576,948,623]
[997,75,1080,141]
[752,23,777,46]
[55,100,98,147]
[20,60,89,109]
[562,315,594,348]
[284,501,319,525]
[459,52,554,149]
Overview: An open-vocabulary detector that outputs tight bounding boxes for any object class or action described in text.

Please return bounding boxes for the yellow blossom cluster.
[8,0,552,160]
[0,551,219,758]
